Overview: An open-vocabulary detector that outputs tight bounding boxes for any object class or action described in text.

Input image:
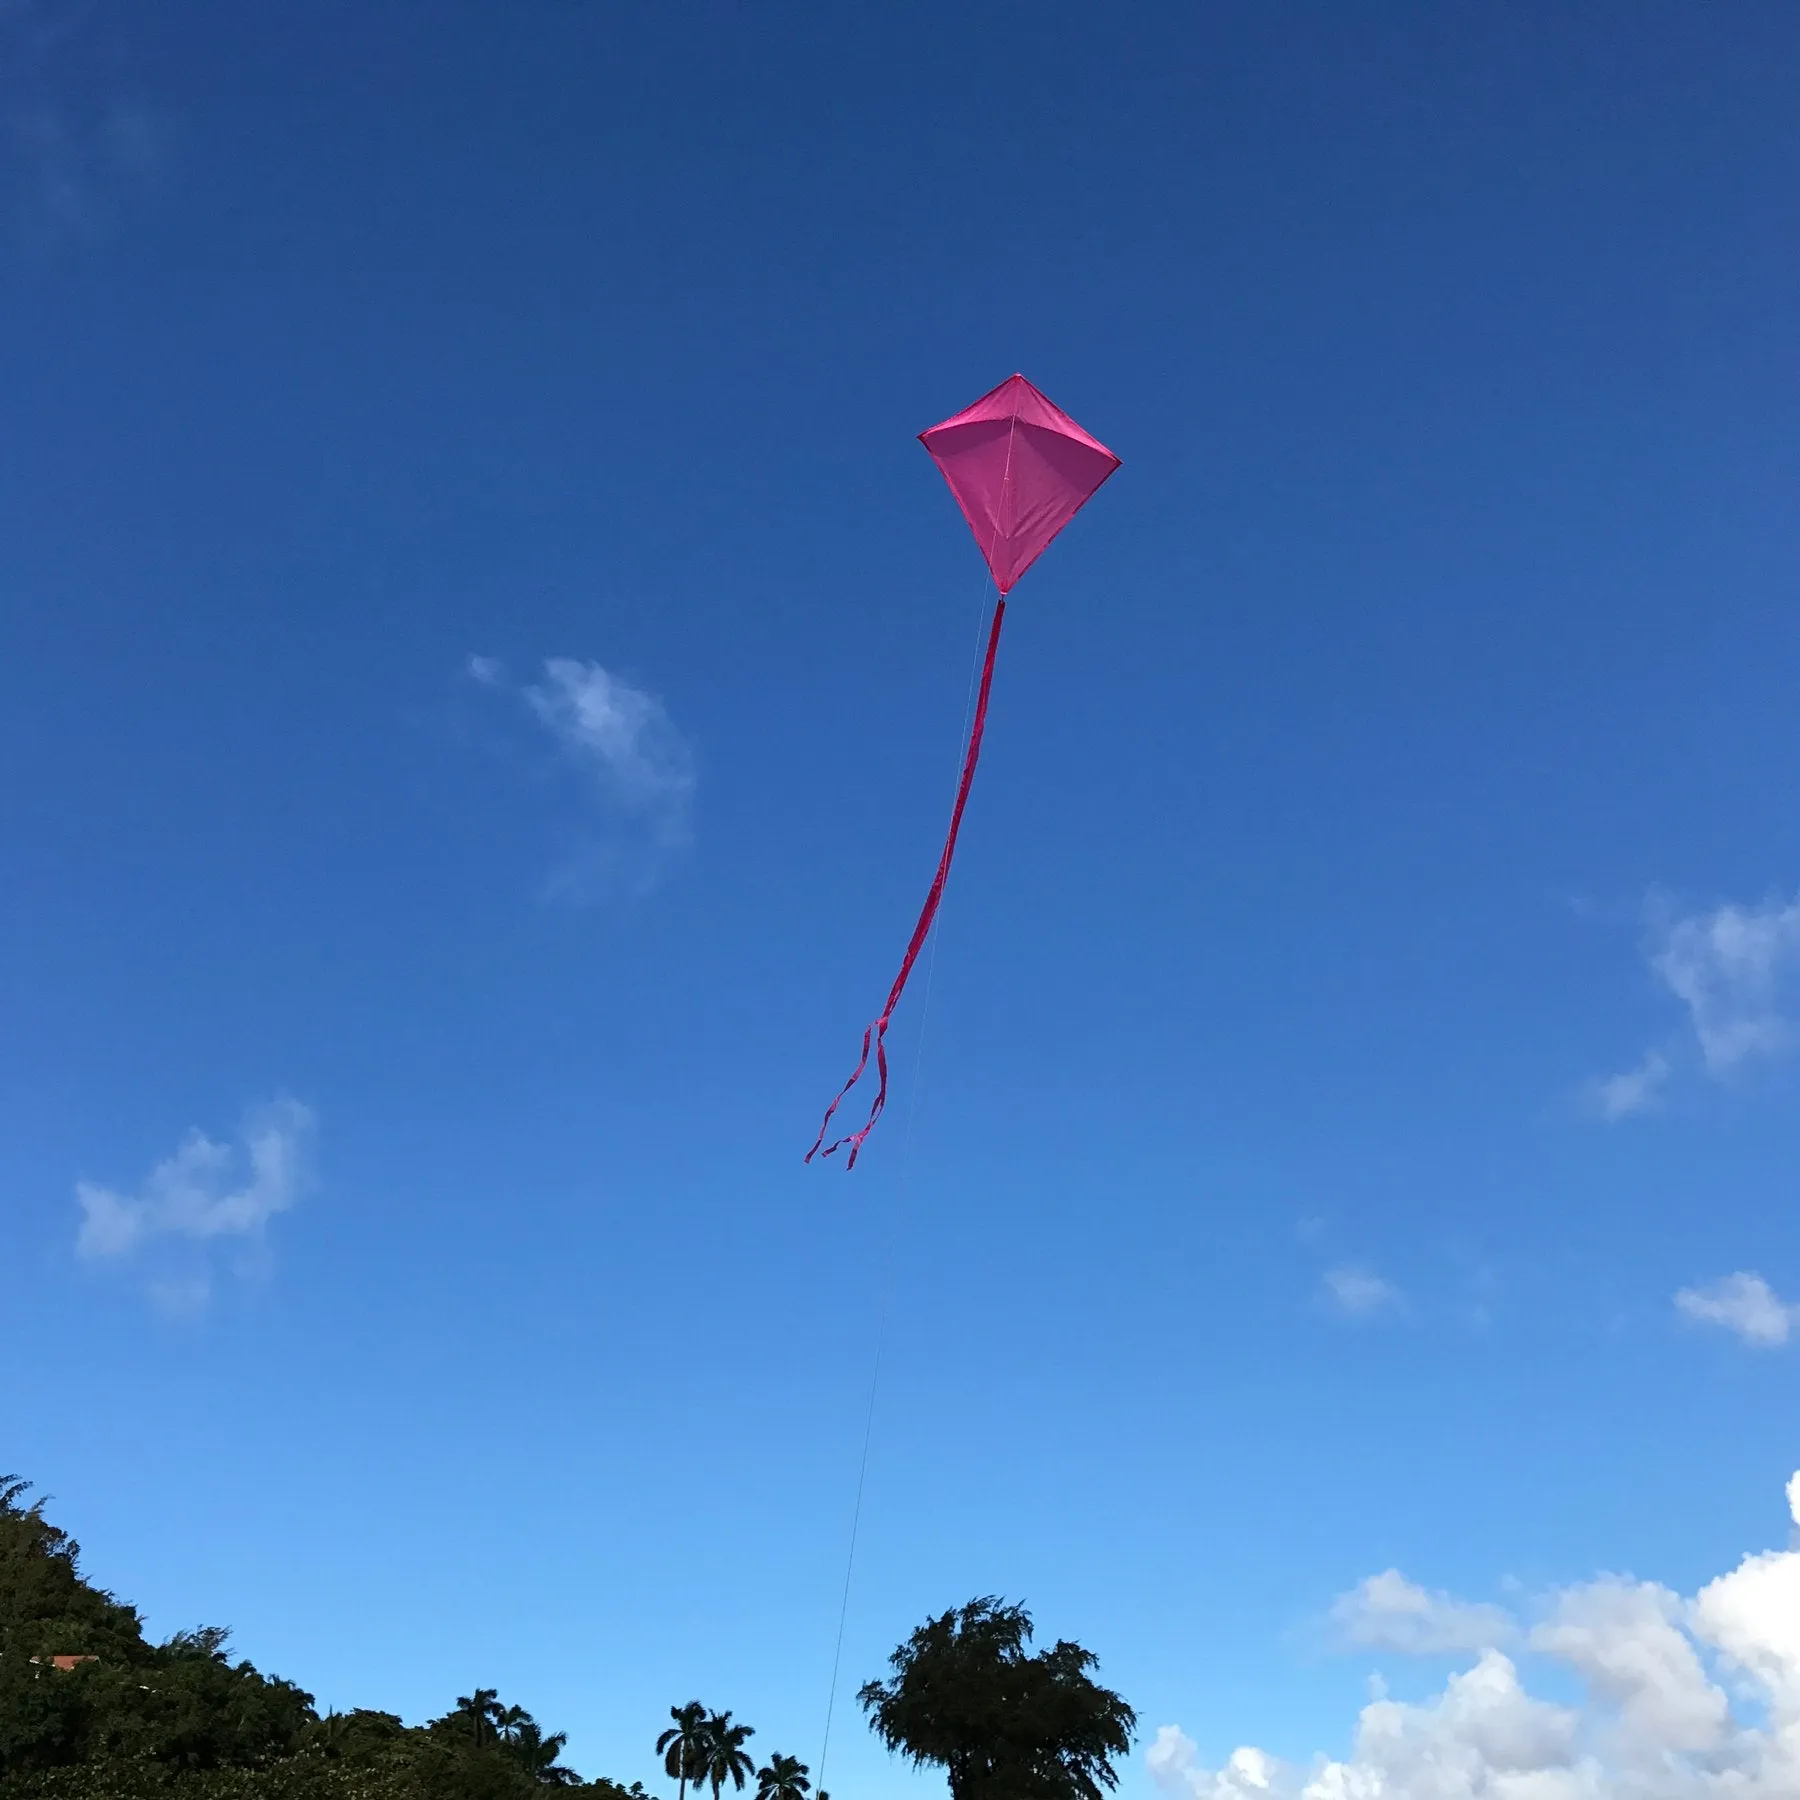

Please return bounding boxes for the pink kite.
[807,374,1121,1168]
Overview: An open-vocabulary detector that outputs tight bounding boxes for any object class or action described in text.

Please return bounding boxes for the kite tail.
[806,596,1008,1169]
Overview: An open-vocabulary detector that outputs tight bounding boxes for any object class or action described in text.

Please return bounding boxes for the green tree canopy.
[0,1475,639,1798]
[440,1692,505,1751]
[858,1598,1136,1800]
[0,1474,148,1667]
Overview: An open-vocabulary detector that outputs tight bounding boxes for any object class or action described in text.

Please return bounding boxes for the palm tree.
[694,1710,756,1800]
[454,1687,505,1749]
[505,1713,580,1786]
[658,1700,711,1800]
[755,1752,812,1800]
[305,1711,353,1757]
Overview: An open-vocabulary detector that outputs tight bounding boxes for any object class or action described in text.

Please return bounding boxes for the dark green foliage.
[689,1712,754,1800]
[858,1598,1136,1800]
[0,1476,314,1778]
[298,1711,410,1764]
[423,1695,589,1793]
[586,1782,652,1800]
[655,1701,708,1800]
[0,1477,145,1663]
[751,1751,810,1800]
[0,1760,406,1798]
[438,1690,507,1752]
[0,1477,642,1798]
[499,1714,580,1788]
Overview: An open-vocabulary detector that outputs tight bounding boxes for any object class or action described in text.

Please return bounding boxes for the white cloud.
[1693,1475,1800,1711]
[1597,894,1800,1118]
[75,1100,313,1307]
[1149,1469,1800,1800]
[474,654,695,899]
[1532,1579,1729,1757]
[1323,1267,1401,1319]
[1331,1570,1517,1656]
[524,659,695,830]
[1312,1652,1586,1798]
[1674,1272,1797,1348]
[1651,896,1800,1073]
[1148,1730,1285,1799]
[1586,1050,1669,1120]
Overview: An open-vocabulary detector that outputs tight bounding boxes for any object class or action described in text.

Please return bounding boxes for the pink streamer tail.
[807,596,1009,1169]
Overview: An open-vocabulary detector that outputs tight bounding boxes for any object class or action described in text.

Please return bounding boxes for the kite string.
[815,560,1003,1791]
[814,1257,886,1797]
[817,421,1021,1780]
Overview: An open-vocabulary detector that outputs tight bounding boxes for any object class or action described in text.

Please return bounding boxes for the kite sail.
[806,374,1120,1168]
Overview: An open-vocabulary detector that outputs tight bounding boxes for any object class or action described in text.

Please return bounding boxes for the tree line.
[1,1476,1135,1800]
[653,1703,814,1800]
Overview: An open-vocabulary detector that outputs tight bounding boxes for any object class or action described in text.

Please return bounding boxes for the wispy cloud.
[1674,1271,1797,1348]
[1585,1049,1669,1120]
[1329,1570,1517,1656]
[1322,1265,1401,1319]
[1653,894,1800,1073]
[1,4,171,251]
[1148,1467,1800,1798]
[523,658,696,832]
[470,654,695,899]
[76,1099,313,1313]
[1593,892,1800,1119]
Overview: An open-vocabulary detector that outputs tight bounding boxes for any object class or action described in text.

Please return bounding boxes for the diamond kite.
[806,374,1121,1168]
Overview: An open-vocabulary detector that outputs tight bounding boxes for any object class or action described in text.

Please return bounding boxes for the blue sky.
[7,1,1800,1793]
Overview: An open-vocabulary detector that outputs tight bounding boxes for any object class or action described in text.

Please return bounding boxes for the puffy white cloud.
[1331,1571,1518,1656]
[1674,1272,1797,1348]
[75,1100,313,1309]
[1690,1472,1800,1715]
[1306,1652,1589,1799]
[1532,1580,1728,1757]
[1149,1729,1288,1799]
[1323,1267,1401,1319]
[1149,1469,1800,1800]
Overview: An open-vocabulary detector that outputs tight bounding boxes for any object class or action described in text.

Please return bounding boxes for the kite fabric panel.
[806,375,1120,1170]
[920,374,1121,593]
